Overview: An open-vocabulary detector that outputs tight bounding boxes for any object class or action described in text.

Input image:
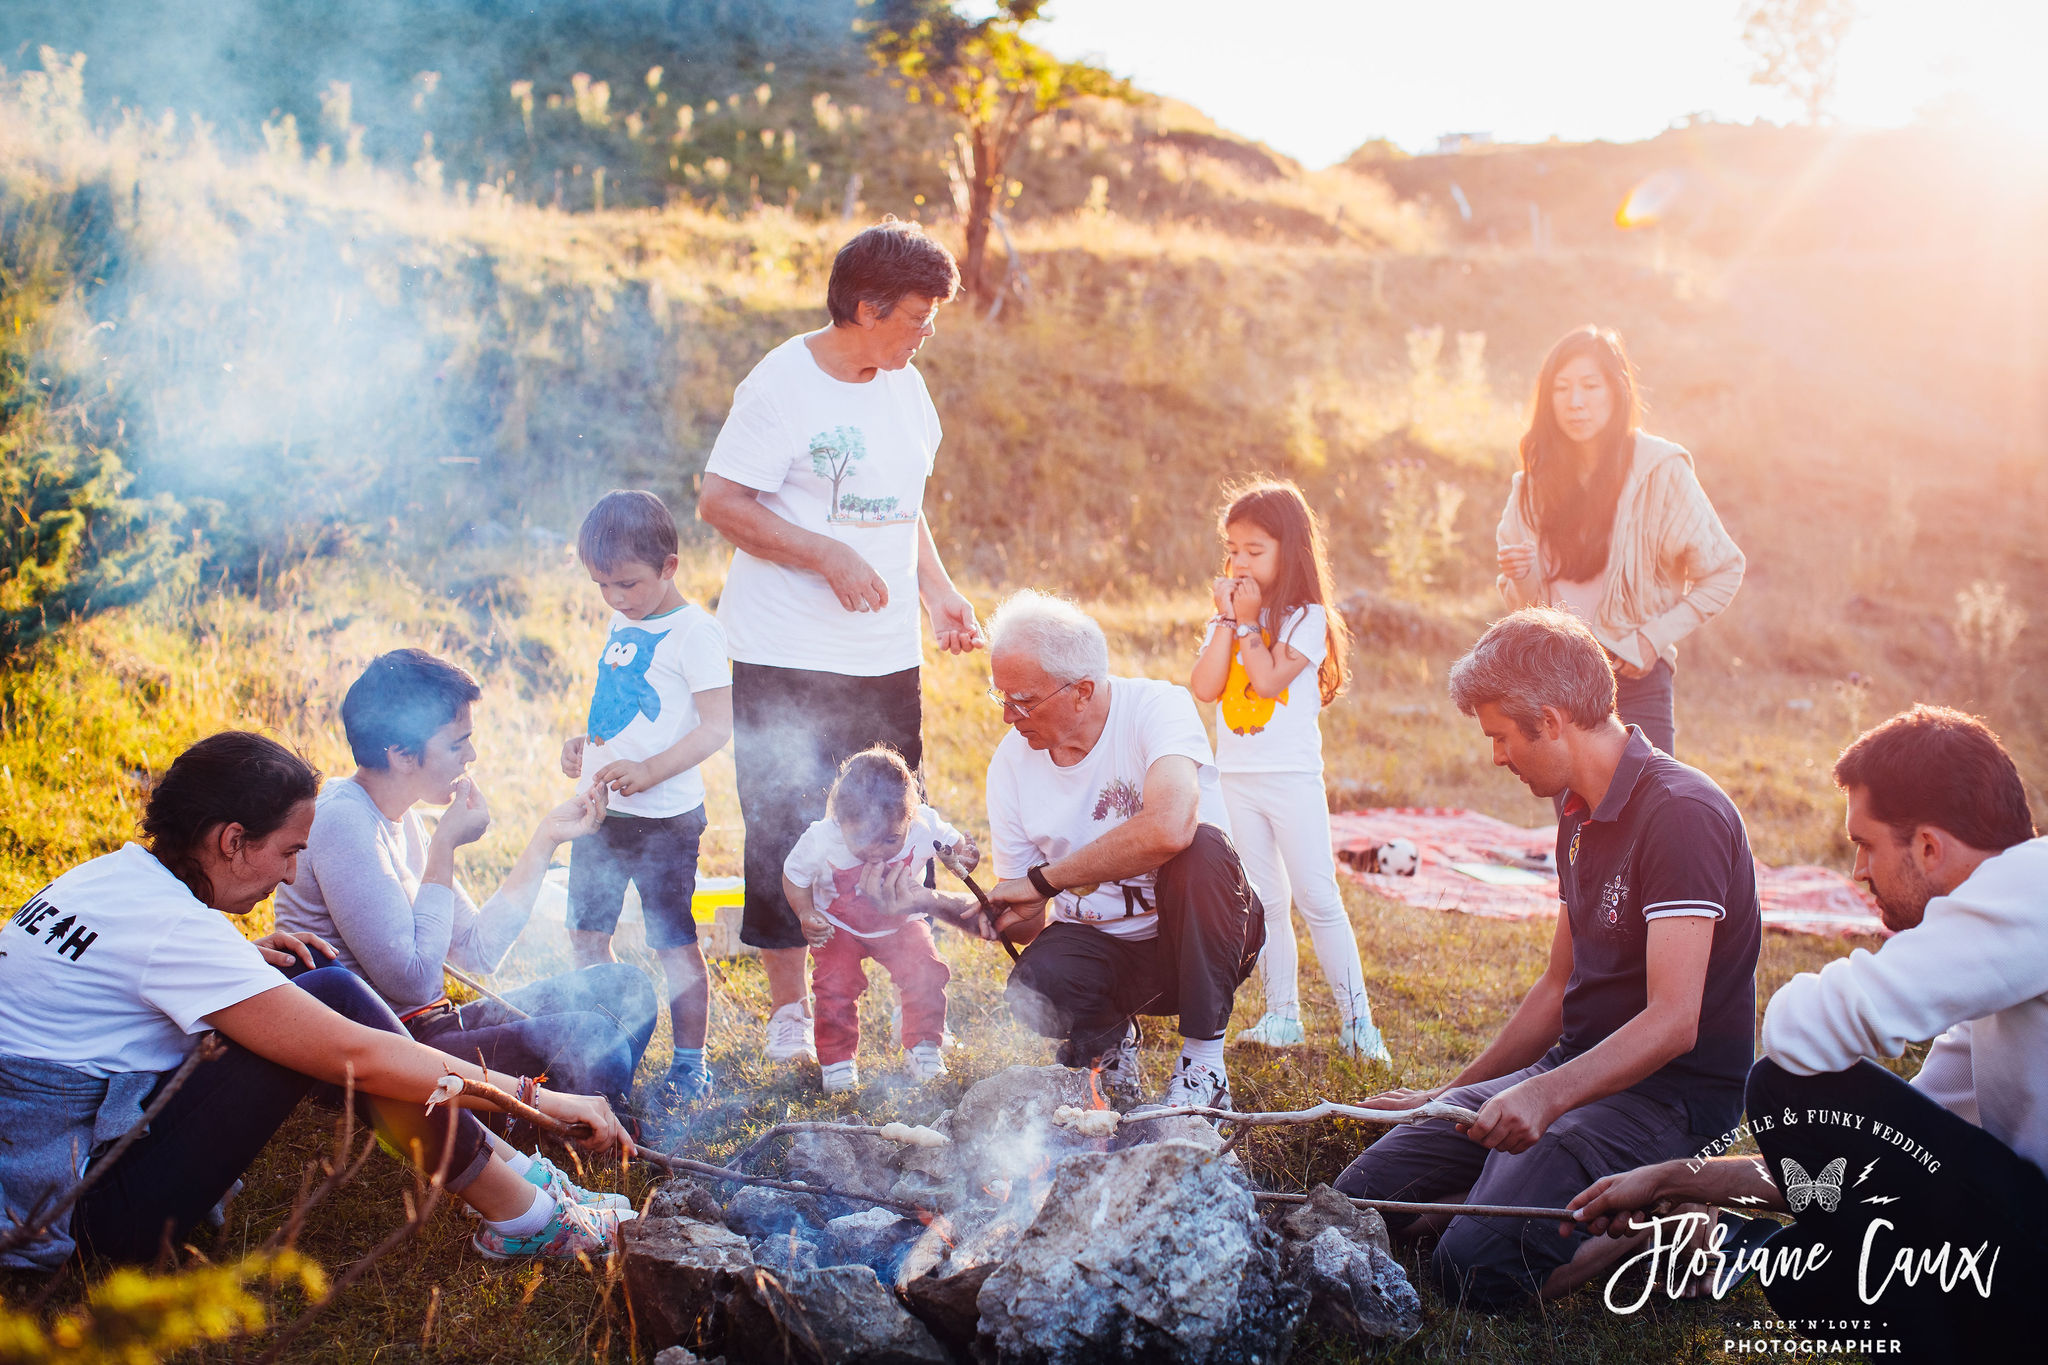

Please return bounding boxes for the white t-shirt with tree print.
[706,332,942,676]
[986,678,1230,942]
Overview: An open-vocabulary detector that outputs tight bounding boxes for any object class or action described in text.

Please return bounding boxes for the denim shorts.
[565,805,706,949]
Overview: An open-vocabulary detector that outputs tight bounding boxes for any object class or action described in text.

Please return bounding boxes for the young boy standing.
[561,490,733,1111]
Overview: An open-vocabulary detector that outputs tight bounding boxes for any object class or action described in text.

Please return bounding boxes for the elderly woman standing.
[697,218,983,1066]
[1494,326,1745,754]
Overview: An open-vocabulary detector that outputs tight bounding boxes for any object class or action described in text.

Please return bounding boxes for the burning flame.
[915,1209,957,1249]
[1086,1065,1108,1111]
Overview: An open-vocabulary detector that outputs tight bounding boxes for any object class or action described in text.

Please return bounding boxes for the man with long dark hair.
[1570,706,2048,1359]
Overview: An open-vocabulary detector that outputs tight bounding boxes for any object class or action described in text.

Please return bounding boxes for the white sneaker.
[1160,1058,1231,1112]
[1339,1018,1392,1064]
[906,1041,948,1083]
[821,1059,859,1093]
[1096,1024,1143,1108]
[765,1003,817,1063]
[1234,1013,1306,1047]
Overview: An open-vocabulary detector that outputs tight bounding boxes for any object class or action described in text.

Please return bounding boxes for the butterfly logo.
[1780,1156,1846,1213]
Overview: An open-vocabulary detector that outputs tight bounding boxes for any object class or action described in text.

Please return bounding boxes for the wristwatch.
[1233,621,1258,640]
[1026,863,1060,899]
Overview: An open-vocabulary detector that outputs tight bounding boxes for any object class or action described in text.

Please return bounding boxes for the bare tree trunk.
[962,126,999,308]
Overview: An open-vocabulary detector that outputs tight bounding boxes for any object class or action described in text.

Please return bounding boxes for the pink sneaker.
[472,1199,637,1261]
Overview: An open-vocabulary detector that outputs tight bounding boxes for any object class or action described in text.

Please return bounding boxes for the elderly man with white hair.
[971,589,1266,1108]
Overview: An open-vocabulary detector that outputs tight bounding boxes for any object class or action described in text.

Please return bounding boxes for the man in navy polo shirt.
[1335,607,1761,1308]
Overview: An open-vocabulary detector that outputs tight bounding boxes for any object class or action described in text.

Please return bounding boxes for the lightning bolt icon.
[1729,1195,1768,1206]
[1855,1159,1878,1188]
[1862,1196,1899,1205]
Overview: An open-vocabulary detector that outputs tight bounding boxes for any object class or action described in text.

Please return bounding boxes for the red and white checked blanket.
[1329,808,1883,939]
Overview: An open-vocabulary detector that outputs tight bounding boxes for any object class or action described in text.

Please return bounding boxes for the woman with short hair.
[275,649,657,1117]
[0,732,635,1270]
[1494,326,1745,754]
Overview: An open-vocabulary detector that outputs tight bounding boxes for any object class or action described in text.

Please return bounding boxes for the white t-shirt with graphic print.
[1209,604,1329,775]
[706,332,942,677]
[580,603,731,818]
[986,677,1230,942]
[0,844,286,1078]
[784,804,965,940]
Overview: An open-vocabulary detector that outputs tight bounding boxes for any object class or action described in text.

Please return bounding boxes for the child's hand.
[560,735,586,779]
[589,758,656,797]
[799,910,836,947]
[935,838,980,879]
[1229,575,1262,625]
[1211,576,1237,619]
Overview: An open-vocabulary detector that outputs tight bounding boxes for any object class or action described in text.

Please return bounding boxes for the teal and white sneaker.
[1338,1018,1393,1064]
[523,1154,633,1213]
[473,1199,636,1261]
[1234,1013,1306,1047]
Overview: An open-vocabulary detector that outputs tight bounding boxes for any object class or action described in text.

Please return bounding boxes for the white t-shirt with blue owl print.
[705,332,942,677]
[985,677,1230,942]
[582,603,731,818]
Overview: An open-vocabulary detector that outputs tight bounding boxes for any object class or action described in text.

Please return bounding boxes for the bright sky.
[1030,0,2048,166]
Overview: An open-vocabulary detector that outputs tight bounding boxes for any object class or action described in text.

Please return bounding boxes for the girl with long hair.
[1191,480,1389,1061]
[1496,326,1745,752]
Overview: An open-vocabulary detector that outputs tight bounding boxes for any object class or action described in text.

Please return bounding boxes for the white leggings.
[1221,770,1374,1026]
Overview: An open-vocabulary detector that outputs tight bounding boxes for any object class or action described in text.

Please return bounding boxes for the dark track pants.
[74,966,491,1263]
[1005,824,1265,1063]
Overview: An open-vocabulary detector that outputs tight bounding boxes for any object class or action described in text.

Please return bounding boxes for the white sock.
[500,1148,534,1179]
[1180,1037,1226,1073]
[485,1185,556,1236]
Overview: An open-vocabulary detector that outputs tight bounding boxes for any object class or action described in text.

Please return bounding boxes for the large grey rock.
[623,1216,780,1358]
[653,1347,724,1365]
[725,1184,835,1239]
[755,1230,823,1276]
[785,1129,907,1203]
[649,1176,728,1224]
[947,1065,1101,1187]
[764,1264,948,1365]
[1112,1111,1225,1154]
[1273,1184,1390,1257]
[820,1207,923,1275]
[977,1140,1305,1364]
[897,1260,997,1360]
[1290,1227,1422,1343]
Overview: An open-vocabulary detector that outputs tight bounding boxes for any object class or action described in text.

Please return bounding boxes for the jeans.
[73,966,491,1264]
[1616,659,1675,755]
[1746,1058,2048,1362]
[406,962,657,1109]
[1005,824,1266,1062]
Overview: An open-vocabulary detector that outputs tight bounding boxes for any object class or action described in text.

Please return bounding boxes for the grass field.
[0,549,1901,1362]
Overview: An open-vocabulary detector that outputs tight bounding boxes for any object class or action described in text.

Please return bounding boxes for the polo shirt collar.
[1569,725,1655,824]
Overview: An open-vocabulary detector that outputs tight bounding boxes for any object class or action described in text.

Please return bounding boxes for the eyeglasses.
[986,679,1077,720]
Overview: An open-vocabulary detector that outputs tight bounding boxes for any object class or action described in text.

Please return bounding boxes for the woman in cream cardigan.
[1494,327,1744,753]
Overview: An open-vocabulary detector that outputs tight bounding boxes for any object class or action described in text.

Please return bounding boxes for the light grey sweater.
[273,779,529,1015]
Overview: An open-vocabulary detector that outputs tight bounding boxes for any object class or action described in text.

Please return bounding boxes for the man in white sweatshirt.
[1569,705,2048,1359]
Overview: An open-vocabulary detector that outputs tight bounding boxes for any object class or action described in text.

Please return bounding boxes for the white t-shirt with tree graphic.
[706,332,942,676]
[986,677,1230,941]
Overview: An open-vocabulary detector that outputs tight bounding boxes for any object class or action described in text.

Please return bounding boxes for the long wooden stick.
[1082,1098,1483,1131]
[442,963,531,1020]
[935,844,1020,961]
[1251,1191,1576,1222]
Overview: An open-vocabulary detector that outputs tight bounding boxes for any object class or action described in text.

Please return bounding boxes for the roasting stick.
[1250,1190,1578,1222]
[424,1074,933,1215]
[442,963,532,1020]
[1071,1098,1483,1132]
[732,1119,948,1172]
[934,844,1021,962]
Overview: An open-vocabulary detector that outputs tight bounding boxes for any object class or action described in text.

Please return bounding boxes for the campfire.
[620,1064,1431,1364]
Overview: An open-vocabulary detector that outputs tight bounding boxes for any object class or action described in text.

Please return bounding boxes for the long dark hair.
[1218,479,1351,706]
[1516,326,1642,582]
[141,731,321,904]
